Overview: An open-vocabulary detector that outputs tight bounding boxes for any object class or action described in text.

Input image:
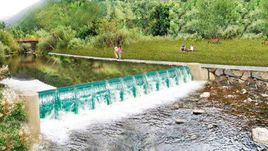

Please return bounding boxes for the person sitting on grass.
[180,43,186,52]
[189,44,195,52]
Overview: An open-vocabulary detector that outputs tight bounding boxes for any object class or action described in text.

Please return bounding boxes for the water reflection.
[6,55,170,87]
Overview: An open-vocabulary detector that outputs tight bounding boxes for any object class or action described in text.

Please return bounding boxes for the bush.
[0,30,19,53]
[91,19,142,47]
[220,25,243,39]
[67,38,85,50]
[0,89,29,151]
[19,43,32,54]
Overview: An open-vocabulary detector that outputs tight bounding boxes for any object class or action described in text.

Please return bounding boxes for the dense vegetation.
[0,88,29,151]
[2,0,267,53]
[0,0,268,65]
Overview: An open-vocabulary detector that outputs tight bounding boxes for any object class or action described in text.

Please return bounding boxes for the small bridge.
[16,38,40,52]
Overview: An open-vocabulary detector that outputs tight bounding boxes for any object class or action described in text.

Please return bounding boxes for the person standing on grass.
[114,46,119,59]
[117,46,123,59]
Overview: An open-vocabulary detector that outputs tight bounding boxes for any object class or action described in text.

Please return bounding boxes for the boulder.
[241,71,251,81]
[200,92,210,98]
[238,79,245,84]
[215,69,224,76]
[175,119,186,124]
[252,72,268,82]
[207,124,217,129]
[224,69,243,77]
[252,127,268,145]
[208,68,216,73]
[193,109,205,115]
[209,72,216,81]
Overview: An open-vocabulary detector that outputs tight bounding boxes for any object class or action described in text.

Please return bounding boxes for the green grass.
[55,39,268,66]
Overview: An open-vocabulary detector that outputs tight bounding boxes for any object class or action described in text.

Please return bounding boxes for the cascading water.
[38,67,192,119]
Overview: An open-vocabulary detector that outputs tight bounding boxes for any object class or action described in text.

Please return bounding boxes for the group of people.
[114,46,123,59]
[180,43,195,52]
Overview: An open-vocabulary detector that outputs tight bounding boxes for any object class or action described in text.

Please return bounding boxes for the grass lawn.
[55,39,268,66]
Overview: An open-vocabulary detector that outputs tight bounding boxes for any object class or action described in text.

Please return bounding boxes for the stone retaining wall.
[204,68,268,87]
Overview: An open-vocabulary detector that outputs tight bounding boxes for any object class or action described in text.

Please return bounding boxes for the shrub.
[67,38,85,50]
[19,43,32,54]
[220,25,243,39]
[0,89,29,151]
[0,30,19,53]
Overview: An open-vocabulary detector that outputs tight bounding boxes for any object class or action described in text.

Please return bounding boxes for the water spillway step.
[38,67,192,119]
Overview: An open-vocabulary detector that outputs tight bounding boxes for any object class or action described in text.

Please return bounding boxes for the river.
[3,55,268,151]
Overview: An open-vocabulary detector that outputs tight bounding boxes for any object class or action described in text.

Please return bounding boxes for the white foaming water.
[41,81,205,144]
[0,78,55,92]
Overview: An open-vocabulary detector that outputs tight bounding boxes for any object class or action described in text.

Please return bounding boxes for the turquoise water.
[39,67,192,118]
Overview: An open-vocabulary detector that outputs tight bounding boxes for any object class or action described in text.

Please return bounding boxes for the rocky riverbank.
[38,79,268,151]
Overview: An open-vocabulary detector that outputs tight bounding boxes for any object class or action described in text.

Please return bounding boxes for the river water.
[37,82,267,151]
[3,55,268,151]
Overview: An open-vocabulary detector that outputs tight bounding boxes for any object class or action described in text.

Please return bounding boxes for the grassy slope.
[55,39,268,66]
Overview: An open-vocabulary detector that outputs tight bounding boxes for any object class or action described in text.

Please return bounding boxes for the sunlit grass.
[55,39,268,66]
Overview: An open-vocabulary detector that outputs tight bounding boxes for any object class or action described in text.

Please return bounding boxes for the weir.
[38,67,192,119]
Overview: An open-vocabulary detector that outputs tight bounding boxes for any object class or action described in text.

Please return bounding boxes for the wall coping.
[201,64,268,72]
[49,53,268,72]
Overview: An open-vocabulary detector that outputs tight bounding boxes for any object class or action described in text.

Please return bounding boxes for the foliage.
[13,0,268,51]
[0,43,6,65]
[0,30,19,53]
[67,38,85,50]
[0,88,29,151]
[195,0,240,38]
[261,0,268,38]
[91,19,141,47]
[150,3,170,36]
[37,26,76,53]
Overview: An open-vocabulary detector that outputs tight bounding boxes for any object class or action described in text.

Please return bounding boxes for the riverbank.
[55,39,268,66]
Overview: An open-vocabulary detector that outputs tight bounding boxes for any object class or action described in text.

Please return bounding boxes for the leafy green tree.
[150,3,171,36]
[0,30,19,53]
[261,0,268,38]
[196,0,239,38]
[0,22,5,30]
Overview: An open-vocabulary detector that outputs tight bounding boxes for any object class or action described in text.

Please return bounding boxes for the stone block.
[224,69,243,77]
[209,72,216,81]
[215,69,224,76]
[241,71,251,81]
[252,72,268,82]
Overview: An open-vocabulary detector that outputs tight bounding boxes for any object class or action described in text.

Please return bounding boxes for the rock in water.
[175,119,186,124]
[252,127,268,145]
[200,92,210,98]
[207,124,217,129]
[193,109,205,115]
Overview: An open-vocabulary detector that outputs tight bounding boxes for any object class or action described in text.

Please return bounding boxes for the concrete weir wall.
[17,91,40,145]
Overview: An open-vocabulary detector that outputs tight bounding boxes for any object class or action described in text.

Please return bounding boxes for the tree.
[0,22,6,30]
[196,0,239,39]
[261,0,268,38]
[150,3,171,36]
[0,30,19,53]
